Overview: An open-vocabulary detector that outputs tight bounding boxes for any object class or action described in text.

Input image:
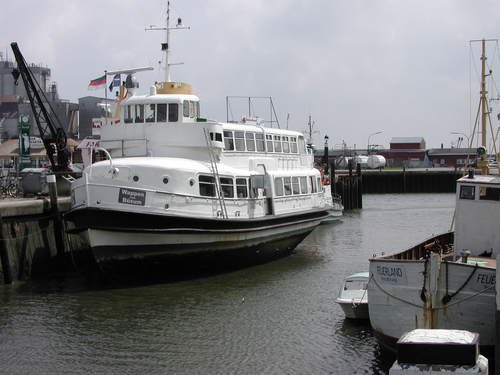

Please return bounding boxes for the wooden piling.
[47,174,65,257]
[333,161,363,210]
[0,214,13,284]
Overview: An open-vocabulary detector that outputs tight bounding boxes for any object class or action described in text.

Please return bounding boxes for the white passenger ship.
[65,7,333,273]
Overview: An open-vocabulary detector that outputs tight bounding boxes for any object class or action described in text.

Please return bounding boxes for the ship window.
[255,133,265,152]
[292,177,300,194]
[145,104,155,122]
[274,177,284,196]
[317,177,322,190]
[210,132,222,142]
[479,187,500,201]
[157,104,167,122]
[124,105,133,124]
[266,134,274,152]
[235,131,245,151]
[245,132,256,151]
[249,175,265,198]
[135,104,144,123]
[282,136,290,153]
[290,137,298,153]
[298,136,306,153]
[199,175,216,197]
[299,176,307,194]
[283,177,292,196]
[183,101,189,117]
[345,280,367,290]
[196,102,200,118]
[459,185,475,200]
[224,131,234,150]
[274,135,282,153]
[236,178,248,198]
[168,103,178,122]
[310,176,316,193]
[220,177,234,198]
[189,101,196,118]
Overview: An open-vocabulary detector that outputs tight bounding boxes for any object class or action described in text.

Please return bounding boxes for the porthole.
[163,177,169,184]
[189,178,195,186]
[165,203,169,209]
[133,175,139,182]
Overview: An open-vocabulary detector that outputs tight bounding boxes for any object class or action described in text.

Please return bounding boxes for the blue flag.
[109,74,121,92]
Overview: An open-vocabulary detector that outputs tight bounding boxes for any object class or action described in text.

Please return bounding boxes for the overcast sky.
[2,0,500,150]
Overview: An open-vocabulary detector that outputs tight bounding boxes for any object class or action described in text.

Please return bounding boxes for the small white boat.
[335,272,369,320]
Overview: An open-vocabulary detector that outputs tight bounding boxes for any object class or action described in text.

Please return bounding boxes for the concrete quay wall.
[0,198,88,284]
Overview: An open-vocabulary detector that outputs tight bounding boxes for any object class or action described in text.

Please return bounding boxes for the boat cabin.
[454,173,500,258]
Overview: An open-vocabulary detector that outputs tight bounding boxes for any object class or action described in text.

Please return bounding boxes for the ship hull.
[368,232,496,350]
[65,207,328,275]
[337,301,369,320]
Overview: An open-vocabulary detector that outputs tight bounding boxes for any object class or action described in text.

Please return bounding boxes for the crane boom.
[10,42,70,172]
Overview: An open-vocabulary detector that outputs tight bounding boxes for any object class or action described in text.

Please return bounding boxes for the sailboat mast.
[480,38,488,149]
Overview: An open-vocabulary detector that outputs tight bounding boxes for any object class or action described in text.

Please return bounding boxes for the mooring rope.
[435,283,495,310]
[369,271,495,311]
[442,261,479,304]
[369,272,425,309]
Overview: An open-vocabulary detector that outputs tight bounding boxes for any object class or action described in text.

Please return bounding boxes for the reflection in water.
[0,194,456,375]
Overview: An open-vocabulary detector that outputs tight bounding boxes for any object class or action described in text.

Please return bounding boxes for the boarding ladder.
[203,129,228,219]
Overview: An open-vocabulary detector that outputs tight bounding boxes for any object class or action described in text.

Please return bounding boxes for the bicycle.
[0,175,20,199]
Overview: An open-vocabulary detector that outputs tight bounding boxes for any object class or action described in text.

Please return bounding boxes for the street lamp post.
[450,132,471,149]
[323,135,329,175]
[451,131,473,169]
[367,131,383,155]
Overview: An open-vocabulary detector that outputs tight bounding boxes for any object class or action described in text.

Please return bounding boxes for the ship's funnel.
[156,81,192,95]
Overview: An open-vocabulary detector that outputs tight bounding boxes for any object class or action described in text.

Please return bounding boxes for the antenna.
[145,1,190,82]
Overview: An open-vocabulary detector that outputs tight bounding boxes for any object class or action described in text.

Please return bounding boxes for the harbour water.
[0,193,456,374]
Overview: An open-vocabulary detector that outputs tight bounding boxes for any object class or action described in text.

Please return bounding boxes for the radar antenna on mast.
[145,1,190,82]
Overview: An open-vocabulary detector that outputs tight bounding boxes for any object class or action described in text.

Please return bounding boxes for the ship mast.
[145,1,189,82]
[471,38,498,174]
[480,39,488,153]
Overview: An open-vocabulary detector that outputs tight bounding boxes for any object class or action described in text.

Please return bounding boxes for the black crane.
[10,42,70,172]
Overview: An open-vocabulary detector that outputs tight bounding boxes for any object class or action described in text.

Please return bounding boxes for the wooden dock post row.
[361,168,462,194]
[329,166,463,210]
[330,161,363,210]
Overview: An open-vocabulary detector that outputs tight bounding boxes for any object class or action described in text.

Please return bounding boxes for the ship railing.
[88,147,118,178]
[378,231,454,261]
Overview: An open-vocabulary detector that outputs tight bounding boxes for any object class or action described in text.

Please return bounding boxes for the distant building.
[380,137,427,167]
[427,147,477,168]
[0,137,80,168]
[0,54,78,141]
[78,96,115,139]
[389,137,426,150]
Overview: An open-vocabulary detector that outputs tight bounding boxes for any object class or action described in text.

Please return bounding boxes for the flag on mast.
[88,75,106,89]
[109,74,121,92]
